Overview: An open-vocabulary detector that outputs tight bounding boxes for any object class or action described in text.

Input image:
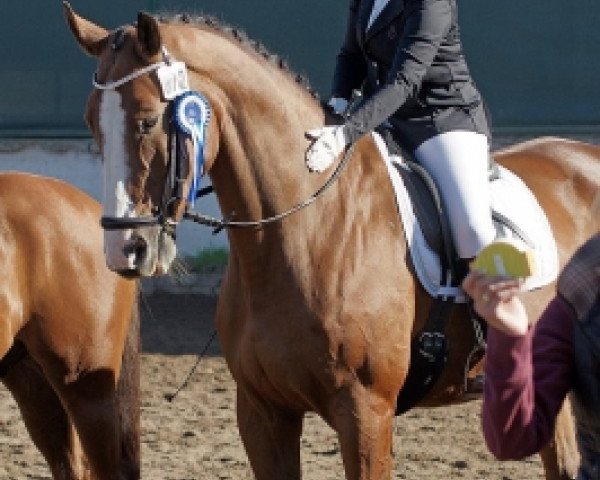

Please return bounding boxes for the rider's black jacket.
[333,0,490,150]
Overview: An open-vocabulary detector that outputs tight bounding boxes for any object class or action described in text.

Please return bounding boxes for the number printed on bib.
[157,62,189,100]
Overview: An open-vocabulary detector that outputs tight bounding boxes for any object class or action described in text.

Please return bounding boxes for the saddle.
[371,130,560,414]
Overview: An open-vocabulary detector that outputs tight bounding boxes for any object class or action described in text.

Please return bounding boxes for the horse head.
[64,2,327,278]
[64,2,224,276]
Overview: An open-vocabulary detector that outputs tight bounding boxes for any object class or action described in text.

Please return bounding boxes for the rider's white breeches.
[414,131,496,259]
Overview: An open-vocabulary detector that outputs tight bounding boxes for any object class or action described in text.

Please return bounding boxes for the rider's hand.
[305,125,348,172]
[462,270,529,336]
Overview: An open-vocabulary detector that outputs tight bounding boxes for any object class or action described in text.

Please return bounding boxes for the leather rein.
[183,143,356,233]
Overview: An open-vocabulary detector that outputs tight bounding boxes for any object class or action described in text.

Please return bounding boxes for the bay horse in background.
[65,3,600,479]
[0,172,140,480]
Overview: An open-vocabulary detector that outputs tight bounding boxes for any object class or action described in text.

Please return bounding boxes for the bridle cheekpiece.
[93,46,211,232]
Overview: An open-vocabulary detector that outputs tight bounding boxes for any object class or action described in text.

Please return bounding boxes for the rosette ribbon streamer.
[173,91,211,207]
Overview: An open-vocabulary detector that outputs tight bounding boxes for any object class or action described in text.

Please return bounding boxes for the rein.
[183,143,356,232]
[94,45,356,233]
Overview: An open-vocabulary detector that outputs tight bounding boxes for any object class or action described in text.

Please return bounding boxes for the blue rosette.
[173,91,211,205]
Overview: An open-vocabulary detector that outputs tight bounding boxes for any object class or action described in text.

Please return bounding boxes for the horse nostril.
[123,236,148,260]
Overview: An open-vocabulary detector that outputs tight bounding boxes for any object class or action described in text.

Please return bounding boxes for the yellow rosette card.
[472,239,537,278]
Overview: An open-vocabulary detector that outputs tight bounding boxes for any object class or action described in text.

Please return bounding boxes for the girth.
[0,341,28,378]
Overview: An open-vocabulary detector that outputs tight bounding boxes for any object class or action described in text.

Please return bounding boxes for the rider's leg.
[413,130,494,396]
[413,130,496,262]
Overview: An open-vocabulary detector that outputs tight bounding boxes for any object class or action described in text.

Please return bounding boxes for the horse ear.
[136,12,162,57]
[63,1,109,57]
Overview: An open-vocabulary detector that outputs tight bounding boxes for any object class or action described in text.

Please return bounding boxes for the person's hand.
[462,271,529,336]
[305,125,348,172]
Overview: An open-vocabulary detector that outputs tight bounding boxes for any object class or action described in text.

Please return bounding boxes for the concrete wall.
[0,139,228,257]
[2,132,598,260]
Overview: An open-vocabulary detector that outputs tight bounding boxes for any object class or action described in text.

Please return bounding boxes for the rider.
[462,232,600,478]
[306,0,496,275]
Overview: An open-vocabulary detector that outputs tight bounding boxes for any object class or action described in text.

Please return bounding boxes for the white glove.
[327,97,349,116]
[305,125,348,172]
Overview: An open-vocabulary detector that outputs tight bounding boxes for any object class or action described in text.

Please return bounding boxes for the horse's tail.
[115,285,141,480]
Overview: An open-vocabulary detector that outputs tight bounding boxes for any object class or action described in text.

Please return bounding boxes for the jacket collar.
[362,0,405,41]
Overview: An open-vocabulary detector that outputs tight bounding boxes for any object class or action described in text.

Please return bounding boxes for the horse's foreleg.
[236,387,303,480]
[2,355,91,480]
[332,388,395,480]
[539,397,580,480]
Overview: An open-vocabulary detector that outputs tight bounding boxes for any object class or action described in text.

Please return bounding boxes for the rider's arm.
[343,0,452,143]
[331,0,367,102]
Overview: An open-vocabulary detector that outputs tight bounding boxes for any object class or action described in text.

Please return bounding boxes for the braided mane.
[155,13,320,100]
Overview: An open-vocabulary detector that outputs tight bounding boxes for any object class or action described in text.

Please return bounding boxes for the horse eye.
[136,115,159,135]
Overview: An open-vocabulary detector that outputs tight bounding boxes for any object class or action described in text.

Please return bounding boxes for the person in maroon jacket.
[306,0,496,270]
[462,234,600,480]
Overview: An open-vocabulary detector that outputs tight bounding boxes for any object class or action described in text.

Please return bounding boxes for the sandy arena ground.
[0,292,544,479]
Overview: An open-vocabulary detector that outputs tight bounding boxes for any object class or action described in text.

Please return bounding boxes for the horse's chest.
[235,342,318,408]
[218,313,329,404]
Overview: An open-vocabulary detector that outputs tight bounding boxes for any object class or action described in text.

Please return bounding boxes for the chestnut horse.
[0,172,140,480]
[65,4,599,479]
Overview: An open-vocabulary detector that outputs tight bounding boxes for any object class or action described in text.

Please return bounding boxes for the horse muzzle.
[103,219,177,277]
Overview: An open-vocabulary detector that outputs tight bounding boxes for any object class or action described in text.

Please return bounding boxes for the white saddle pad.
[372,132,559,302]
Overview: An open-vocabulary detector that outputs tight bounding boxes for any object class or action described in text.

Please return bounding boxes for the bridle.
[94,45,206,232]
[99,103,191,233]
[93,42,355,234]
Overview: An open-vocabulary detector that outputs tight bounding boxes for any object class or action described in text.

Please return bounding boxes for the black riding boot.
[455,257,473,285]
[457,257,487,397]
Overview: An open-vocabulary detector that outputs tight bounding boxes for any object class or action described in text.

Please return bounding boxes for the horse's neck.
[175,26,401,290]
[176,28,327,269]
[208,115,324,284]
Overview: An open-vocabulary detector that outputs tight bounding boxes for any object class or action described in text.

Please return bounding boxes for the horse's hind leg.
[236,387,303,480]
[2,352,91,480]
[57,324,140,479]
[539,397,580,480]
